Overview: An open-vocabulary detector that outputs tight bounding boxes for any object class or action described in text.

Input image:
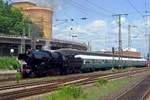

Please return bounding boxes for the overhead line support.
[112,14,128,68]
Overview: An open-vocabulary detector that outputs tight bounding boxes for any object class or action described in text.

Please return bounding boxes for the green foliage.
[84,77,134,100]
[96,77,108,86]
[0,57,21,70]
[45,85,86,100]
[16,72,22,83]
[0,0,30,36]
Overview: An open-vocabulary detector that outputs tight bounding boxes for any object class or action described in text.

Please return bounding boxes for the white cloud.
[112,27,128,34]
[53,18,148,53]
[61,19,107,34]
[53,19,108,51]
[86,20,107,32]
[63,25,87,33]
[53,27,59,31]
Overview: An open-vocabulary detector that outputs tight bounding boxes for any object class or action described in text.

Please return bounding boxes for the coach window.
[124,60,126,64]
[93,59,96,63]
[101,60,105,63]
[100,60,103,63]
[83,60,86,64]
[85,60,90,64]
[105,60,108,63]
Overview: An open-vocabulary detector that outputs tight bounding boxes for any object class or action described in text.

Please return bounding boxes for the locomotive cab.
[19,51,50,77]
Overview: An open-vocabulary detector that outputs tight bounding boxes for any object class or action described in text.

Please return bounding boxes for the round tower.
[12,2,53,41]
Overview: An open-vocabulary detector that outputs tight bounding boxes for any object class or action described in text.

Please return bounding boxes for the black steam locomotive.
[19,49,82,77]
[18,49,147,77]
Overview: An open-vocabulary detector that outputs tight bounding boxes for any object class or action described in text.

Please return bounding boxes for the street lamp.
[10,48,14,56]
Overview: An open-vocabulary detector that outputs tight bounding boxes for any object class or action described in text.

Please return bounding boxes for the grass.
[16,72,22,84]
[43,85,86,100]
[84,77,134,100]
[0,57,21,70]
[42,77,135,100]
[96,77,108,86]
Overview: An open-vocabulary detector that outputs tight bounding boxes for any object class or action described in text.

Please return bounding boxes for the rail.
[0,68,149,99]
[115,74,150,100]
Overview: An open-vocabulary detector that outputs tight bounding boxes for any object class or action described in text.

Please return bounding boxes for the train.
[18,49,147,77]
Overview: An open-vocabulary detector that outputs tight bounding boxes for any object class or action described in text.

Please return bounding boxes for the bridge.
[0,34,87,56]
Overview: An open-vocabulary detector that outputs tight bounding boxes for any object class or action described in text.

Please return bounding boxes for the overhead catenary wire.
[67,0,111,18]
[126,17,144,34]
[64,0,90,16]
[53,21,68,27]
[53,4,88,40]
[126,17,147,42]
[68,0,115,49]
[85,0,115,15]
[53,4,78,27]
[64,1,89,16]
[126,0,143,16]
[145,0,147,13]
[58,0,113,49]
[55,0,148,52]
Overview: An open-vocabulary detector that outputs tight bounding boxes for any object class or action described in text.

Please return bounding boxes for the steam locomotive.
[18,49,147,77]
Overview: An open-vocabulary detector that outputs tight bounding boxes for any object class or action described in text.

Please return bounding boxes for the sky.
[10,0,150,56]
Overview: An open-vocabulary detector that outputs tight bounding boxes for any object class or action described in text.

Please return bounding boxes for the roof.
[123,48,137,52]
[25,6,53,11]
[75,54,146,61]
[11,2,36,6]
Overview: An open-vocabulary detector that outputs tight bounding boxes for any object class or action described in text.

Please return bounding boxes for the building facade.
[103,51,141,58]
[12,2,53,40]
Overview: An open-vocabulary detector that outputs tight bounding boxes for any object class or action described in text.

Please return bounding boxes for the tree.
[0,0,29,36]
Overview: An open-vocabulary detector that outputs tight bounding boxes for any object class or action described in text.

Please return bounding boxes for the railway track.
[0,68,149,100]
[0,68,134,90]
[141,88,150,100]
[115,75,150,100]
[0,68,148,91]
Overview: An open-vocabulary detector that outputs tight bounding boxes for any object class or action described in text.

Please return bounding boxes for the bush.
[47,85,86,100]
[16,72,22,83]
[0,57,21,70]
[96,77,108,86]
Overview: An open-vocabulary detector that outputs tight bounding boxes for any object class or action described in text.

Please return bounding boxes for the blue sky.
[11,0,150,56]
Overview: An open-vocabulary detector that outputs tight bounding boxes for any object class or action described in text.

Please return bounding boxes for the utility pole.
[143,15,150,35]
[128,25,137,50]
[143,15,150,62]
[128,25,131,49]
[144,1,150,67]
[28,21,31,38]
[147,34,150,67]
[148,34,150,61]
[87,41,90,51]
[112,14,128,68]
[21,20,26,53]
